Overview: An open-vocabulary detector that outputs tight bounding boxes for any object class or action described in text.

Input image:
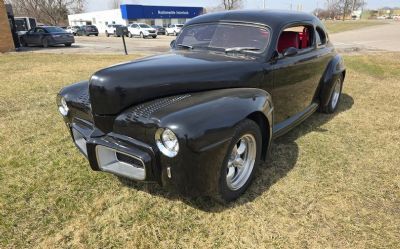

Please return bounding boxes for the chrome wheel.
[226,134,257,191]
[331,77,342,109]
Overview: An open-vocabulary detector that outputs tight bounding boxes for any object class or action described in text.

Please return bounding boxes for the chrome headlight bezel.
[155,128,179,158]
[58,96,69,116]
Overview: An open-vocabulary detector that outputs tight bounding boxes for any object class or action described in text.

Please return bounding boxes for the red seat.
[278,31,299,53]
[301,27,309,49]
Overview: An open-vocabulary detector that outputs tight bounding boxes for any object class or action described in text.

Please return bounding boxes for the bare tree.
[221,0,242,10]
[8,0,85,25]
[109,0,122,9]
[324,0,365,20]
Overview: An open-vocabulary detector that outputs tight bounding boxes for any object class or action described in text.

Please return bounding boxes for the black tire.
[105,31,109,37]
[152,35,157,39]
[128,32,133,38]
[140,32,144,39]
[166,31,169,36]
[95,34,98,36]
[20,38,27,47]
[173,31,177,36]
[215,119,262,202]
[65,43,72,47]
[42,38,49,48]
[320,75,344,114]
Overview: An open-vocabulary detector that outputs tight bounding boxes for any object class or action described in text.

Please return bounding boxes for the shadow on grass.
[119,94,354,212]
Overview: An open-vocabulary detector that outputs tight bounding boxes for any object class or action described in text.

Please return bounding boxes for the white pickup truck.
[165,24,184,36]
[127,23,157,38]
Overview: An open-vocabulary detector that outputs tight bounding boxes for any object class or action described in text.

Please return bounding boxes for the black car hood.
[89,51,263,115]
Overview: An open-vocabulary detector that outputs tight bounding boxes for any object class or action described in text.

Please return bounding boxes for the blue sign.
[120,4,203,19]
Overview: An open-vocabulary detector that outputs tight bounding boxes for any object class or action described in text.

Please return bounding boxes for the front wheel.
[64,43,72,47]
[320,75,344,114]
[215,119,262,202]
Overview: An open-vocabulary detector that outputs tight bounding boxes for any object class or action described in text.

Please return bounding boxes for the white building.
[68,4,204,33]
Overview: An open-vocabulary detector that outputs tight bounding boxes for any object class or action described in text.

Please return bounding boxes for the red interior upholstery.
[301,27,309,49]
[278,31,299,53]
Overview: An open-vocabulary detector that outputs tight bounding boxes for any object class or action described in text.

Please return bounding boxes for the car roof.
[186,10,318,29]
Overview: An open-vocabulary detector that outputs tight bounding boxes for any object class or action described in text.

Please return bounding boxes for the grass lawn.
[323,20,388,33]
[0,52,399,248]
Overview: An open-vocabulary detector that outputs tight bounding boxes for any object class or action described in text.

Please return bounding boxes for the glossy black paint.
[21,26,75,46]
[57,10,346,196]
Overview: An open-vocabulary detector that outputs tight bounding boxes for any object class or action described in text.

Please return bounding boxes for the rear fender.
[318,55,346,107]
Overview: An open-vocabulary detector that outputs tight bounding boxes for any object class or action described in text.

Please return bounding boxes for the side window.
[277,24,314,54]
[316,27,327,46]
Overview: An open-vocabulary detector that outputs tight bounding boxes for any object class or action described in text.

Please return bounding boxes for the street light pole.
[263,0,266,9]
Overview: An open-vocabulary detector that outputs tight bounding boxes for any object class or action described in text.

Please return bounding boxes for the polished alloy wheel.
[226,134,257,191]
[331,77,342,109]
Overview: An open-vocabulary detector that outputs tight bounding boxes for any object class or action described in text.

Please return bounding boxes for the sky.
[85,0,400,12]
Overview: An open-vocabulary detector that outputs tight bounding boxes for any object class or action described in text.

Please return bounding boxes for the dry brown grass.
[0,52,399,248]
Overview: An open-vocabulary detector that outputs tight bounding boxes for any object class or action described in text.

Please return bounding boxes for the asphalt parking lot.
[19,35,176,55]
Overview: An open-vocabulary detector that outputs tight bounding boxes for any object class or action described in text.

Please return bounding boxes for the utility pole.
[263,0,266,9]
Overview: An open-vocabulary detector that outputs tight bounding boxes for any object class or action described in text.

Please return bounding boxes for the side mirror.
[170,39,176,48]
[283,47,298,57]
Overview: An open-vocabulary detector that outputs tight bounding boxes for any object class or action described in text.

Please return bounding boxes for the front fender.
[113,88,273,195]
[152,88,273,153]
[319,54,346,107]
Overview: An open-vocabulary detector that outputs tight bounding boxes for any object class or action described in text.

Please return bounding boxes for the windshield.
[175,23,270,53]
[139,24,151,28]
[45,27,66,33]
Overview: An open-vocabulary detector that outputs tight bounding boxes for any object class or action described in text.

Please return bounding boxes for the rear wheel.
[128,32,133,38]
[173,31,177,36]
[215,119,261,202]
[42,38,49,48]
[140,32,144,38]
[105,31,109,37]
[65,43,72,47]
[320,75,343,114]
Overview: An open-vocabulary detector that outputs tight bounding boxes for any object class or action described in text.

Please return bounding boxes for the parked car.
[165,24,184,36]
[152,25,166,35]
[105,24,124,37]
[65,26,80,36]
[57,10,346,202]
[20,26,74,47]
[76,25,99,36]
[127,23,157,38]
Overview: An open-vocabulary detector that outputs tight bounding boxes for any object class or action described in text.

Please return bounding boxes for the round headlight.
[59,97,69,116]
[155,128,179,157]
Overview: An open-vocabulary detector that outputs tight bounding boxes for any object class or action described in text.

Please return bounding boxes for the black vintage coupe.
[57,10,345,201]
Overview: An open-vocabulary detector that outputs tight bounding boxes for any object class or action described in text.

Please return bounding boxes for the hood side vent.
[126,94,191,121]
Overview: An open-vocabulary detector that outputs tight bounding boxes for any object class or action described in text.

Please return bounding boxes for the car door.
[270,24,325,125]
[131,24,140,35]
[29,27,45,45]
[23,28,35,44]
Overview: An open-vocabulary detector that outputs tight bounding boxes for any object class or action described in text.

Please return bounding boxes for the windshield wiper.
[225,47,261,53]
[176,44,194,49]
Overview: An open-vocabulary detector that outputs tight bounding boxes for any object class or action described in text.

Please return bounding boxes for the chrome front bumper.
[71,121,153,181]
